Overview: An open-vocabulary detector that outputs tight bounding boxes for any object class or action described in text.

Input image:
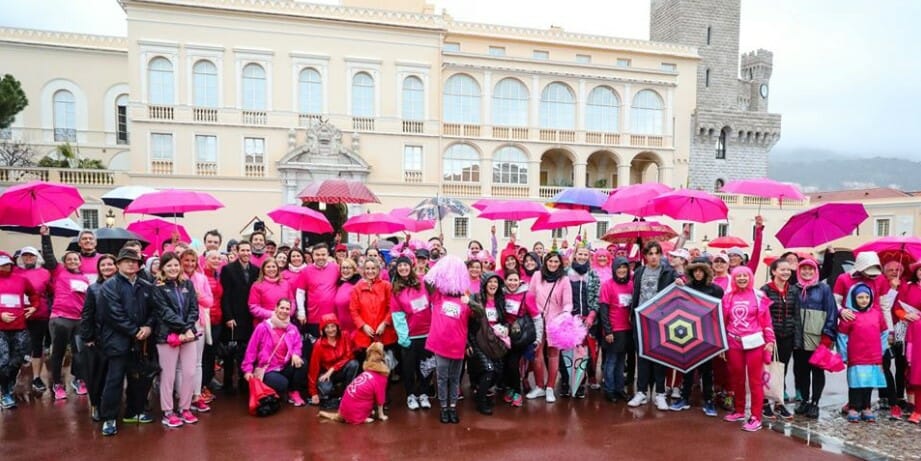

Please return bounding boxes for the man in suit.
[219,240,260,394]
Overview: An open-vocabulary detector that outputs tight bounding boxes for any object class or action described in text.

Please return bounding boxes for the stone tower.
[650,0,781,191]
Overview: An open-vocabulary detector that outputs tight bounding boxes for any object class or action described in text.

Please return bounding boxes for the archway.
[586,150,618,189]
[629,151,662,185]
[300,201,348,250]
[539,148,575,198]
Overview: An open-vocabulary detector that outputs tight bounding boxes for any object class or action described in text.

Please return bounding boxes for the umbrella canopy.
[389,207,436,233]
[649,189,728,223]
[547,187,608,210]
[343,213,407,235]
[636,285,728,374]
[707,236,749,249]
[266,205,333,234]
[125,190,224,216]
[0,181,84,227]
[775,202,868,248]
[1,217,82,238]
[853,236,921,262]
[101,185,157,209]
[601,220,677,244]
[471,198,505,212]
[297,179,379,204]
[94,227,149,255]
[479,201,549,221]
[602,182,672,216]
[531,209,596,231]
[126,218,191,256]
[410,196,471,221]
[720,178,805,202]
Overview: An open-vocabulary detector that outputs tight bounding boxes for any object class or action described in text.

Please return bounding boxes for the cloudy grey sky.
[2,0,918,158]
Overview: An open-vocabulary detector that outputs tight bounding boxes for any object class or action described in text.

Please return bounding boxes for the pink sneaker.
[53,384,68,401]
[723,411,746,422]
[742,417,763,432]
[74,380,88,396]
[288,391,306,407]
[190,399,211,413]
[180,409,199,424]
[511,393,523,407]
[162,412,183,428]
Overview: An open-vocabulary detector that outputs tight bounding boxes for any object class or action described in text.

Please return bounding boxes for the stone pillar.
[617,162,632,187]
[573,162,587,188]
[530,75,541,128]
[528,160,541,198]
[622,83,632,134]
[659,165,674,185]
[481,158,493,196]
[482,71,492,126]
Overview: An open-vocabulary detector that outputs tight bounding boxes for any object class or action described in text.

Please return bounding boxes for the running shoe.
[180,409,199,424]
[742,417,762,432]
[162,412,183,428]
[52,384,67,401]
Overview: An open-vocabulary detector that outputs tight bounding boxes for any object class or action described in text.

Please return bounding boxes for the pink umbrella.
[650,189,728,223]
[708,236,750,249]
[531,209,596,231]
[602,221,677,244]
[720,178,805,204]
[297,179,379,204]
[125,190,224,216]
[343,213,407,235]
[853,236,921,261]
[479,201,549,221]
[471,198,505,212]
[602,182,672,217]
[389,207,436,233]
[775,203,868,248]
[0,181,84,227]
[127,218,191,256]
[267,205,333,233]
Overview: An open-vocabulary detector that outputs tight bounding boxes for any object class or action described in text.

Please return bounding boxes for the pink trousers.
[727,345,765,418]
[158,341,197,413]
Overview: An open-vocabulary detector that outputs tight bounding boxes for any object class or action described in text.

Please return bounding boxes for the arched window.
[715,126,729,159]
[493,146,529,184]
[585,86,620,132]
[147,57,173,104]
[401,76,424,121]
[192,60,218,107]
[298,68,322,114]
[442,144,479,182]
[630,90,664,134]
[443,74,480,124]
[714,178,725,192]
[241,63,266,110]
[351,72,375,117]
[115,94,129,144]
[53,90,76,142]
[492,78,528,127]
[539,82,575,129]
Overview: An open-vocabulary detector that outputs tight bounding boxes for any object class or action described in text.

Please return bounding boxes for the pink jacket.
[188,270,213,329]
[49,266,90,320]
[295,262,340,324]
[241,319,303,374]
[248,277,293,323]
[526,271,573,321]
[722,288,775,348]
[14,267,51,321]
[334,280,358,333]
[390,285,431,337]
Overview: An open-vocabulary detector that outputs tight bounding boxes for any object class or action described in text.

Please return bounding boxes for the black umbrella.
[94,227,149,255]
[1,218,81,237]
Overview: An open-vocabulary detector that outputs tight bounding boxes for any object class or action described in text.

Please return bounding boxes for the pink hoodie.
[295,261,340,324]
[187,270,213,330]
[722,266,775,349]
[390,285,431,337]
[248,277,294,323]
[49,265,90,320]
[526,271,573,321]
[599,278,634,332]
[425,291,472,360]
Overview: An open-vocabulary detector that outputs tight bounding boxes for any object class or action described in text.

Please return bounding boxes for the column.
[528,160,541,198]
[577,79,586,131]
[622,83,632,134]
[617,162,632,187]
[482,71,492,127]
[530,75,540,128]
[481,157,493,197]
[659,165,674,185]
[573,162,587,188]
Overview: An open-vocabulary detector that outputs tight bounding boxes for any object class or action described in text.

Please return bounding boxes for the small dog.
[319,342,390,424]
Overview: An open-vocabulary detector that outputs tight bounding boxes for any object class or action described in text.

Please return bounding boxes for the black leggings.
[776,335,794,394]
[50,317,83,385]
[848,388,872,411]
[401,338,433,397]
[503,349,524,394]
[27,319,49,358]
[793,349,826,403]
[883,345,907,402]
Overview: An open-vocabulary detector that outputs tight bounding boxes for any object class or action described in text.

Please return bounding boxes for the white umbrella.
[101,185,157,209]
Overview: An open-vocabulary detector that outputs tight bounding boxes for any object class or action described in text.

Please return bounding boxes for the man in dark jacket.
[97,248,155,436]
[219,240,259,394]
[628,241,676,411]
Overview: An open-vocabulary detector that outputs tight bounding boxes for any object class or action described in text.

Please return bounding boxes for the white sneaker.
[628,392,648,407]
[545,388,556,403]
[418,394,431,409]
[655,393,669,411]
[526,387,546,400]
[407,394,420,411]
[670,387,682,399]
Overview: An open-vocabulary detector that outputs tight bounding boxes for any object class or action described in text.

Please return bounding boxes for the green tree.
[0,74,28,129]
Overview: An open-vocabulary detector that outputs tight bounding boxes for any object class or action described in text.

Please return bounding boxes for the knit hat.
[847,283,874,312]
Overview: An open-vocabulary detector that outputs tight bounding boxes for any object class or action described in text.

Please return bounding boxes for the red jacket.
[204,266,223,325]
[308,314,353,397]
[349,278,396,348]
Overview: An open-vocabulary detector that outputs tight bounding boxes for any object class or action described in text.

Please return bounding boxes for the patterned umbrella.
[601,220,677,244]
[297,179,379,204]
[547,187,608,210]
[410,196,471,221]
[635,285,727,373]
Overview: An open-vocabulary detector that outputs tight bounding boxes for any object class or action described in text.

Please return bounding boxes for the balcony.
[403,170,422,183]
[629,135,665,147]
[352,117,375,131]
[150,159,173,175]
[299,113,322,127]
[539,185,564,199]
[244,163,265,177]
[491,184,529,198]
[441,182,481,197]
[492,126,529,140]
[586,132,621,145]
[193,107,218,123]
[539,129,576,143]
[196,162,217,176]
[148,105,174,120]
[242,111,267,125]
[443,123,480,137]
[0,167,116,186]
[402,120,423,134]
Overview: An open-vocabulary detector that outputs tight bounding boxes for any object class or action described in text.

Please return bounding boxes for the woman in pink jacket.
[248,259,294,325]
[242,298,306,406]
[524,252,573,404]
[722,266,775,432]
[41,229,91,401]
[334,258,361,337]
[180,249,214,412]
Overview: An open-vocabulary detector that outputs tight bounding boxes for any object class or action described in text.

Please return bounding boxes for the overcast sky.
[2,0,918,158]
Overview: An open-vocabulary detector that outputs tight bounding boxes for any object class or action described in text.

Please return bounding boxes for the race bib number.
[0,294,21,308]
[485,307,499,323]
[410,296,428,313]
[441,301,461,319]
[70,280,89,293]
[618,294,632,308]
[505,300,521,316]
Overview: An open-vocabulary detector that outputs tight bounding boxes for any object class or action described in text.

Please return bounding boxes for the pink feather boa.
[424,255,470,295]
[546,313,587,350]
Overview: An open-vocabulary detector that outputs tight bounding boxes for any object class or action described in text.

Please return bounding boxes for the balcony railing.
[402,120,423,134]
[403,170,422,183]
[148,105,174,120]
[443,123,480,137]
[352,117,375,131]
[196,162,217,176]
[586,132,621,145]
[59,169,116,185]
[244,163,265,177]
[492,126,529,140]
[491,184,529,198]
[441,182,481,197]
[0,167,117,186]
[299,113,322,127]
[630,135,665,147]
[193,107,218,123]
[150,159,173,175]
[0,167,50,182]
[539,186,565,199]
[242,111,267,125]
[53,128,76,142]
[539,129,576,143]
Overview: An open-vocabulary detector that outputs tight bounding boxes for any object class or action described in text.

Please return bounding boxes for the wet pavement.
[2,381,858,461]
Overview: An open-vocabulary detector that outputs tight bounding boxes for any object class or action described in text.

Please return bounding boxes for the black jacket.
[151,278,199,344]
[687,281,725,300]
[761,282,801,339]
[630,264,677,310]
[98,273,155,357]
[79,281,105,343]
[220,261,259,341]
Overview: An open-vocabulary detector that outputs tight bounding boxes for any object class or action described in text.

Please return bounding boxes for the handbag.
[763,348,785,403]
[473,314,509,360]
[740,331,765,350]
[509,315,536,350]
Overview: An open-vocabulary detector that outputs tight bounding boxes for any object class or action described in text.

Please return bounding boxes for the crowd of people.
[0,218,918,437]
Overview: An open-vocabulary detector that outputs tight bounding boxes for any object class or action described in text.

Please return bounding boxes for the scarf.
[287,263,305,273]
[571,260,591,275]
[541,265,564,283]
[338,273,361,286]
[269,312,290,329]
[797,259,819,301]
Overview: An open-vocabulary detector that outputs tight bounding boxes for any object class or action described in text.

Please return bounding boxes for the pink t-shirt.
[713,275,729,292]
[502,289,538,324]
[338,371,388,425]
[390,285,431,337]
[599,279,634,332]
[296,262,340,324]
[425,291,472,360]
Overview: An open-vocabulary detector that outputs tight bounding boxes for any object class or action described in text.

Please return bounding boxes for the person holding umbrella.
[14,246,52,395]
[0,252,36,410]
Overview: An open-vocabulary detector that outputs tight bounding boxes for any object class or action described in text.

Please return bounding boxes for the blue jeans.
[602,331,628,395]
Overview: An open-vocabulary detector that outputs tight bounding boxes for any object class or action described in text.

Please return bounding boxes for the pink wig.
[546,313,587,350]
[729,265,754,294]
[424,255,470,295]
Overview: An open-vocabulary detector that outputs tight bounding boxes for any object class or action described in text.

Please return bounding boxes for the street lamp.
[105,209,116,228]
[319,201,327,211]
